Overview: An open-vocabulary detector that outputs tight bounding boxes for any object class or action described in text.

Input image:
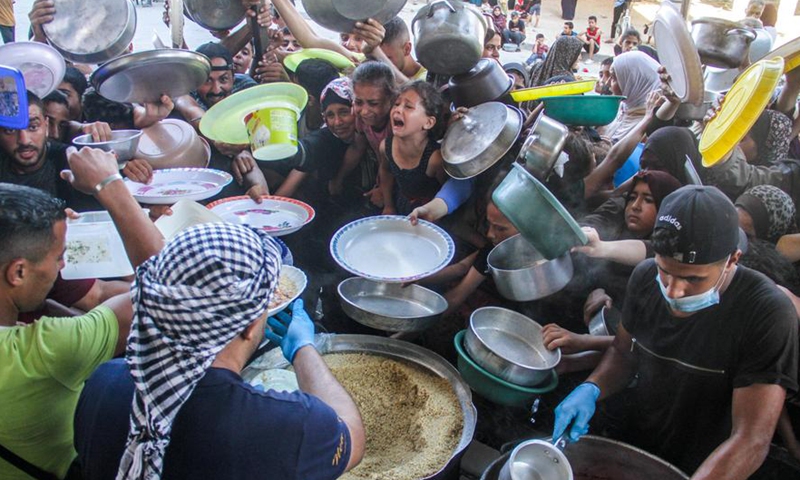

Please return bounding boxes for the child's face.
[536,36,544,44]
[621,35,639,52]
[588,19,596,28]
[486,202,519,246]
[390,89,434,138]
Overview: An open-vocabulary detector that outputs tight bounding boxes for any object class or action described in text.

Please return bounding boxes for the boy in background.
[580,15,602,63]
[561,22,577,37]
[526,33,549,65]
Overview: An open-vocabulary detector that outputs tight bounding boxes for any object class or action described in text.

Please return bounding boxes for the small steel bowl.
[587,306,622,337]
[337,277,448,332]
[488,234,574,302]
[72,129,143,163]
[517,114,569,181]
[499,439,573,480]
[465,307,560,387]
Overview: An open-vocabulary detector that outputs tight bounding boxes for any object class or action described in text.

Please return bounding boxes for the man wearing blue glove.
[73,223,365,480]
[553,186,798,479]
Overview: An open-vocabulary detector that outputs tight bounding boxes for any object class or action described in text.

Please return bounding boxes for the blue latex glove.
[552,382,601,442]
[264,299,315,362]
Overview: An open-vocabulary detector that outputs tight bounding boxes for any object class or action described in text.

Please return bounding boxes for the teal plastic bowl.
[454,330,558,407]
[541,95,625,126]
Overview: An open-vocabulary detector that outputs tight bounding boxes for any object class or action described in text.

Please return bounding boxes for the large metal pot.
[243,334,477,480]
[184,0,247,31]
[488,233,573,302]
[449,58,514,108]
[301,0,406,33]
[517,114,569,181]
[691,18,755,69]
[465,307,560,387]
[482,436,689,480]
[43,0,136,64]
[441,102,522,179]
[412,0,487,75]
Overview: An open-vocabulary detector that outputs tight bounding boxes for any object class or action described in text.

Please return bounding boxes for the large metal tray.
[243,334,477,480]
[44,0,136,64]
[91,50,211,104]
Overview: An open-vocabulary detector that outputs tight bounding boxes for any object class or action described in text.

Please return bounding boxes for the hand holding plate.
[62,146,120,195]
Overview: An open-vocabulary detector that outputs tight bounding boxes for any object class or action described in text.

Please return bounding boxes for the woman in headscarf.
[598,51,663,143]
[735,185,797,243]
[528,35,583,87]
[638,126,702,185]
[740,109,793,166]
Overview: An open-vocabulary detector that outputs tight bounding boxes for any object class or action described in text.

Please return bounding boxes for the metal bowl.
[72,129,143,163]
[449,58,514,108]
[338,277,448,332]
[302,0,407,33]
[136,119,211,170]
[517,114,569,181]
[465,307,560,387]
[587,306,622,337]
[242,333,477,480]
[691,17,755,69]
[488,234,573,302]
[481,436,689,480]
[499,439,573,480]
[44,0,137,64]
[675,90,717,121]
[184,0,247,31]
[442,102,523,179]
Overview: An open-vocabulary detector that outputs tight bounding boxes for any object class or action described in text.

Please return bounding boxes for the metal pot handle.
[427,0,456,17]
[726,27,756,41]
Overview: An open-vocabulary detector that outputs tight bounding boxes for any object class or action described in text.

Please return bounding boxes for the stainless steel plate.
[91,50,211,104]
[184,0,247,31]
[44,0,136,64]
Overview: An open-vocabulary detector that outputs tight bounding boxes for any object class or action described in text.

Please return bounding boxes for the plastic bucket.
[244,99,300,161]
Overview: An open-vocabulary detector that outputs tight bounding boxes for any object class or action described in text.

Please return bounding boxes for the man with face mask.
[553,185,798,479]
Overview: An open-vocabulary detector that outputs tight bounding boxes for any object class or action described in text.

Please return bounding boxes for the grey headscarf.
[116,223,282,480]
[735,185,797,242]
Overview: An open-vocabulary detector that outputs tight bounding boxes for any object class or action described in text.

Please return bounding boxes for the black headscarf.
[640,127,701,185]
[528,36,583,87]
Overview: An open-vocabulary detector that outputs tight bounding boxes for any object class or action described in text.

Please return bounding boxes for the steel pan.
[184,0,247,31]
[44,0,136,64]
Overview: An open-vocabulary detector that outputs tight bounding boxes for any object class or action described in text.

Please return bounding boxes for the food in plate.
[268,273,298,310]
[66,237,112,264]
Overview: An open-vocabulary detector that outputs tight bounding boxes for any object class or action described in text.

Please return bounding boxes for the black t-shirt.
[619,260,799,473]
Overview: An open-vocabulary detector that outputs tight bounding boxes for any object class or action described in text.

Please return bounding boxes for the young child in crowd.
[561,21,577,37]
[580,15,602,63]
[379,81,447,216]
[526,33,549,65]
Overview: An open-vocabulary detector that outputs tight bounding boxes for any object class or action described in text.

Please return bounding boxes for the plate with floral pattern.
[125,167,232,204]
[207,195,315,236]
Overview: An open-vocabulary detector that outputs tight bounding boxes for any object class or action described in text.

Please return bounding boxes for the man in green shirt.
[0,147,164,479]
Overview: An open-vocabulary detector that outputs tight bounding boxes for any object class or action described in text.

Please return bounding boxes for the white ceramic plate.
[330,216,455,283]
[125,167,232,204]
[267,265,307,317]
[0,41,66,98]
[207,195,315,236]
[62,215,133,280]
[154,199,223,240]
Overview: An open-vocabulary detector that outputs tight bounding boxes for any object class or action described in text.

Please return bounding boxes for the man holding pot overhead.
[553,185,798,479]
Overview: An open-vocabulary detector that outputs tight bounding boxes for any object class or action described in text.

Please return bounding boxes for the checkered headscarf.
[116,223,282,480]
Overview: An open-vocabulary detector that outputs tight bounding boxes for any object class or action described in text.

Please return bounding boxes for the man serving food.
[553,185,798,479]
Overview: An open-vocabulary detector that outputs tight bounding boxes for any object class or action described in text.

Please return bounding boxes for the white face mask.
[656,255,731,314]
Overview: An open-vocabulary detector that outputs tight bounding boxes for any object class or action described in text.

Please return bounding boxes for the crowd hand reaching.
[407,198,447,226]
[80,121,112,142]
[29,0,55,41]
[232,150,257,184]
[656,67,679,104]
[146,204,174,222]
[209,29,231,40]
[246,184,268,203]
[447,107,470,128]
[64,208,80,220]
[353,18,385,55]
[583,288,612,326]
[255,53,291,83]
[244,0,272,27]
[644,90,666,118]
[363,186,384,209]
[553,382,601,443]
[542,324,592,355]
[328,178,344,197]
[265,299,316,363]
[122,159,154,184]
[61,147,119,195]
[141,94,175,124]
[570,227,607,258]
[703,93,725,126]
[213,140,249,158]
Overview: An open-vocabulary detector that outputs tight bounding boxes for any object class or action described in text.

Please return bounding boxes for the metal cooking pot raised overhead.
[301,0,406,33]
[448,58,513,108]
[184,0,247,31]
[412,0,487,75]
[517,114,568,181]
[43,0,136,64]
[691,18,755,69]
[441,102,523,179]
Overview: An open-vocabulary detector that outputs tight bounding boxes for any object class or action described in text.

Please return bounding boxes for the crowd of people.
[1,0,800,479]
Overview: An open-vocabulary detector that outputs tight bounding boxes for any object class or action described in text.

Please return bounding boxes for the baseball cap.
[196,42,233,71]
[653,185,747,264]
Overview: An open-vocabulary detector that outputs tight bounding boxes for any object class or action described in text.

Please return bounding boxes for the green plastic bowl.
[541,95,625,126]
[454,330,558,407]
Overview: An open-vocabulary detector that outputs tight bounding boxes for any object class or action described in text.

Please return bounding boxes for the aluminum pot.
[587,306,622,337]
[465,307,560,387]
[499,439,573,480]
[72,129,142,163]
[242,334,477,480]
[413,0,487,75]
[675,90,717,121]
[337,277,448,332]
[43,0,136,64]
[691,18,755,69]
[449,58,514,108]
[517,114,569,181]
[302,0,406,33]
[184,0,247,31]
[441,102,523,179]
[481,436,689,480]
[488,233,573,302]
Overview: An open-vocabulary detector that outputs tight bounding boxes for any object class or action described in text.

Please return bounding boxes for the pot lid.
[0,41,66,98]
[700,57,784,167]
[653,4,704,105]
[441,102,522,179]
